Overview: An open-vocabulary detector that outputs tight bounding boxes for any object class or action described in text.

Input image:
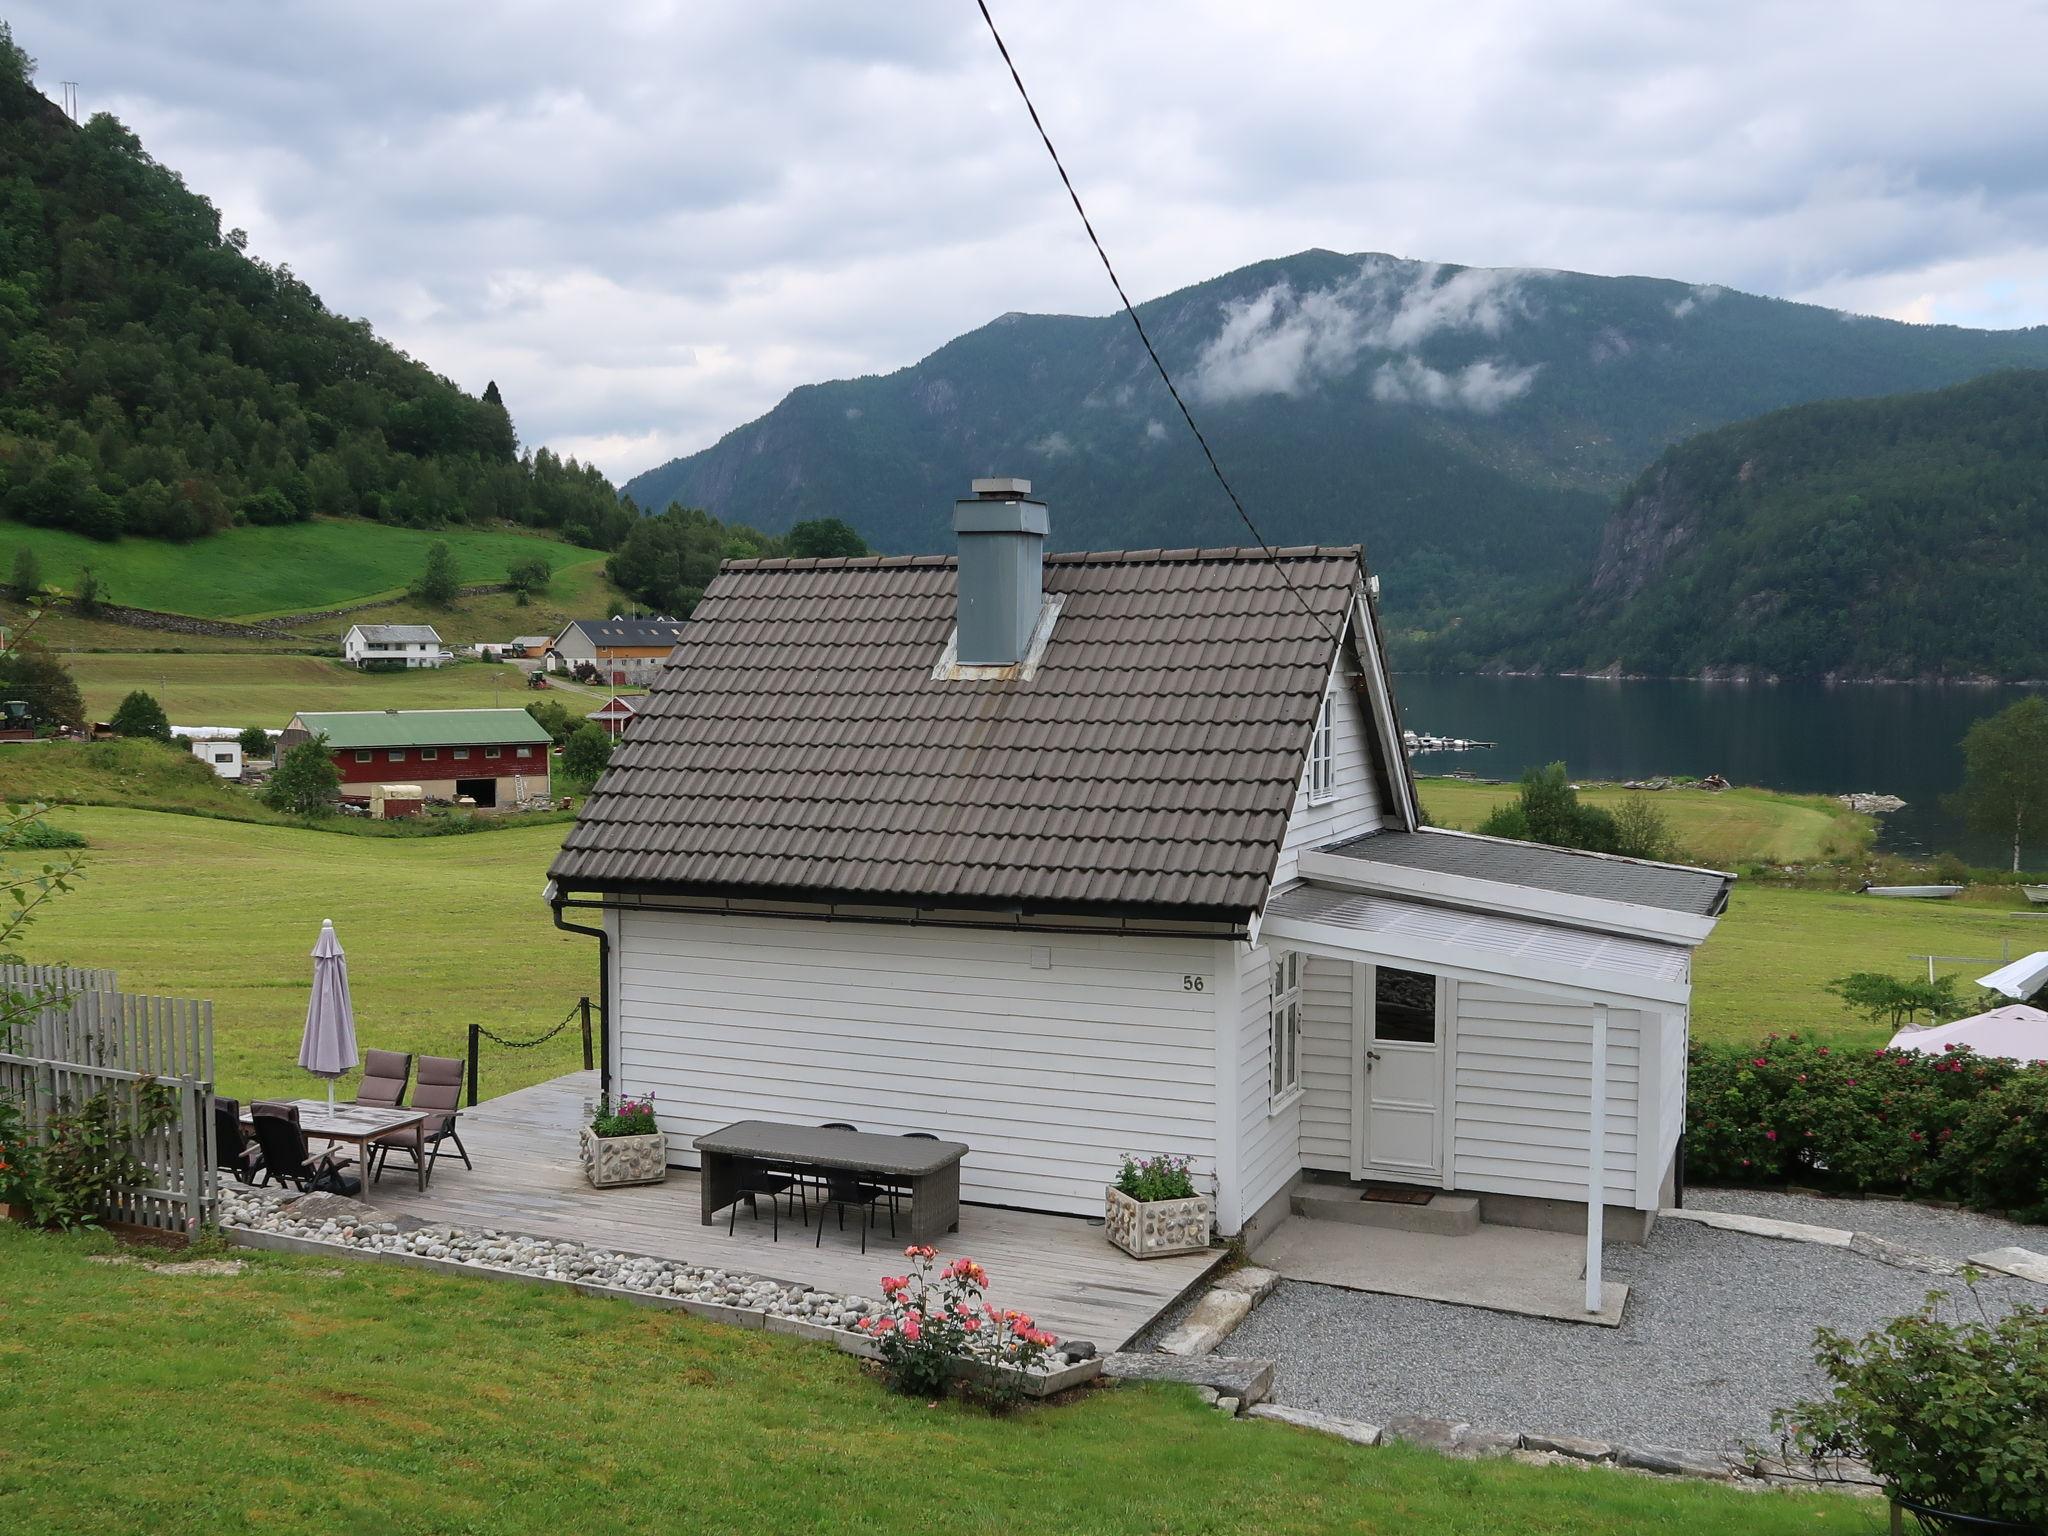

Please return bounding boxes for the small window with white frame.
[1307,689,1335,804]
[1269,948,1302,1106]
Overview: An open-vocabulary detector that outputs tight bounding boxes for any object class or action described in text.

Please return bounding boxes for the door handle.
[1366,1050,1380,1061]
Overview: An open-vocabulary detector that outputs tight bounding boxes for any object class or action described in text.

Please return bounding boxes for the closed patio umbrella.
[299,918,359,1109]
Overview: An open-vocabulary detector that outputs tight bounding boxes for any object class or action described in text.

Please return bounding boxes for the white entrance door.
[1359,965,1444,1182]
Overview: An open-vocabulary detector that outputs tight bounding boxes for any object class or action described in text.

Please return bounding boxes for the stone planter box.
[579,1127,668,1188]
[1104,1185,1212,1259]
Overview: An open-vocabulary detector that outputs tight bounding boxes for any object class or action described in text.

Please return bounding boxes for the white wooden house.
[342,624,450,669]
[548,479,1731,1308]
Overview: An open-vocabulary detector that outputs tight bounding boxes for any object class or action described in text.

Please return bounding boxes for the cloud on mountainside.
[1189,260,1542,411]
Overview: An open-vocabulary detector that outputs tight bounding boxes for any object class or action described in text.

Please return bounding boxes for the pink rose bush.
[1688,1033,2048,1219]
[857,1245,1057,1407]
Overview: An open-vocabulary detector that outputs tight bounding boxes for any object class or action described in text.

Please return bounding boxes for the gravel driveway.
[1221,1195,2043,1454]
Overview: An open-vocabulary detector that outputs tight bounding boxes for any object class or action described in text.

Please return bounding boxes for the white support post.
[1586,1003,1608,1314]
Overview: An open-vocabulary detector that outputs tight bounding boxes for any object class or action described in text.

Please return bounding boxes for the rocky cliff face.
[1581,461,1703,608]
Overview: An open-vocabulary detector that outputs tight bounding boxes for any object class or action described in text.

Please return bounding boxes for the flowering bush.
[1113,1152,1199,1202]
[1773,1285,2048,1527]
[590,1093,658,1138]
[1687,1035,2048,1219]
[857,1246,1056,1409]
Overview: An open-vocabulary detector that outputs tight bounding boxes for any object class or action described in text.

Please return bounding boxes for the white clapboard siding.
[1297,954,1355,1172]
[614,911,1221,1217]
[1270,650,1384,889]
[1653,1007,1688,1202]
[1235,945,1299,1220]
[1451,982,1653,1208]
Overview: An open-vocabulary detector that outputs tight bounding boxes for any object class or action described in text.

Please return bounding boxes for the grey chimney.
[952,477,1047,666]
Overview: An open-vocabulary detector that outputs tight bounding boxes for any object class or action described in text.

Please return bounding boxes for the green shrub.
[0,817,87,850]
[1688,1033,2044,1214]
[107,689,170,742]
[1773,1286,2048,1527]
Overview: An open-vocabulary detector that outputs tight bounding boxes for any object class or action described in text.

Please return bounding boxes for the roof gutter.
[546,881,610,1102]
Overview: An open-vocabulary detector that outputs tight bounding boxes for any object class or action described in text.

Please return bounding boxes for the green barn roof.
[290,708,554,750]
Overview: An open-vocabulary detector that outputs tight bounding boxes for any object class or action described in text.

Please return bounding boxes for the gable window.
[1269,949,1302,1106]
[1307,691,1335,804]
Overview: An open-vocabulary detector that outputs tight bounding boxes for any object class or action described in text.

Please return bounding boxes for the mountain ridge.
[623,249,2048,635]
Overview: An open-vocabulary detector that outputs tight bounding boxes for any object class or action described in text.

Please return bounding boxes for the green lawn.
[1692,883,2048,1048]
[61,652,597,728]
[1,516,600,620]
[20,806,590,1103]
[0,1227,1843,1536]
[1416,778,1871,869]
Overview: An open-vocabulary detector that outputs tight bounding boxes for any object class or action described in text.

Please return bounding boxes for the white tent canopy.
[1977,950,2048,1002]
[1890,1004,2048,1061]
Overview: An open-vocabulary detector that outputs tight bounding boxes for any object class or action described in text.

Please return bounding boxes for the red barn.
[276,708,555,812]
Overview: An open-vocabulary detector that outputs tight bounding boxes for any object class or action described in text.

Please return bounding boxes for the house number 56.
[1183,975,1208,992]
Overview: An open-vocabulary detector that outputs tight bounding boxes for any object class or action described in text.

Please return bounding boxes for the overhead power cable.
[972,0,1340,646]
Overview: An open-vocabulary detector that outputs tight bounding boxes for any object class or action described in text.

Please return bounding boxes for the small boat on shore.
[1859,882,1965,900]
[2024,885,2048,905]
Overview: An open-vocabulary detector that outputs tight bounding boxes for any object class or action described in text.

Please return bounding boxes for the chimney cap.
[970,476,1033,499]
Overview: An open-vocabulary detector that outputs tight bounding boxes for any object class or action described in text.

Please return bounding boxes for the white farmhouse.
[547,479,1731,1309]
[342,623,450,670]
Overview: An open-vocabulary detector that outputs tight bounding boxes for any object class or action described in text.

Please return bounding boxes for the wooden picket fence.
[0,968,217,1234]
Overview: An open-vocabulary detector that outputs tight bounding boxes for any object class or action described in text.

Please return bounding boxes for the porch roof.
[1260,880,1692,1007]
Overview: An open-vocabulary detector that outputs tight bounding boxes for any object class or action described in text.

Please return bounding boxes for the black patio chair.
[884,1131,941,1222]
[249,1101,357,1194]
[724,1156,805,1240]
[805,1122,858,1205]
[213,1095,264,1184]
[812,1165,893,1254]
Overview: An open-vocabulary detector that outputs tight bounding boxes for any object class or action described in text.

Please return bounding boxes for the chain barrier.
[473,1005,581,1051]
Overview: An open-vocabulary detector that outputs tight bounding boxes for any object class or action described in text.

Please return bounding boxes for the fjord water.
[1395,675,2047,868]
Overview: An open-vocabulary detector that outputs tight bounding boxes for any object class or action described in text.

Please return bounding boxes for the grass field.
[0,1227,1840,1536]
[1691,882,2048,1049]
[1416,778,1872,869]
[0,516,601,620]
[61,652,599,727]
[22,806,589,1101]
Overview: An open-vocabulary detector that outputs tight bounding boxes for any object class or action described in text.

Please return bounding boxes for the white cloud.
[12,0,2048,479]
[1371,356,1540,412]
[1669,282,1724,318]
[1143,418,1168,441]
[1029,430,1075,459]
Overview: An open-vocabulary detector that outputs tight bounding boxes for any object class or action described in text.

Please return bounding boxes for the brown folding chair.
[249,1101,356,1194]
[354,1049,412,1110]
[371,1055,470,1187]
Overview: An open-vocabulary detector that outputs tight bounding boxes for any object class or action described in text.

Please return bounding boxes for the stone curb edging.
[1219,1401,1879,1495]
[219,1205,1101,1399]
[1661,1207,2048,1284]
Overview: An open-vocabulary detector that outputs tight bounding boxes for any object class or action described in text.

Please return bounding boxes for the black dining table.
[693,1120,967,1243]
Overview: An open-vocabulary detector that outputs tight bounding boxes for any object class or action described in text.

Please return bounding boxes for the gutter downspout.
[1586,1002,1608,1314]
[548,884,611,1102]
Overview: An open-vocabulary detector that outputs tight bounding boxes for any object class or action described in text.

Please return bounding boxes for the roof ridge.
[725,544,1364,573]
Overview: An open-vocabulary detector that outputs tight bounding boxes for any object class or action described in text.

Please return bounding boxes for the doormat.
[1359,1185,1432,1206]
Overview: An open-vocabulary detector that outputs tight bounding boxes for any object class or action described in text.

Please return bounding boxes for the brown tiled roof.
[549,545,1365,918]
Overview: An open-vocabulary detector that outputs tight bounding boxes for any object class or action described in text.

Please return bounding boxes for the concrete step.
[1291,1183,1481,1236]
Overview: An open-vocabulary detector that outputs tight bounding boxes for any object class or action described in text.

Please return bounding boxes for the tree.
[236,725,272,759]
[562,722,614,786]
[108,690,171,742]
[506,556,552,605]
[0,639,84,730]
[409,541,460,607]
[1950,697,2048,873]
[1475,762,1622,855]
[786,518,869,560]
[525,698,573,744]
[74,567,105,615]
[263,734,341,816]
[1610,795,1686,863]
[1827,971,1967,1030]
[8,546,39,601]
[482,380,504,408]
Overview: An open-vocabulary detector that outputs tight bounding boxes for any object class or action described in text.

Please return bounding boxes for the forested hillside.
[0,25,628,552]
[1441,370,2048,680]
[624,250,2048,636]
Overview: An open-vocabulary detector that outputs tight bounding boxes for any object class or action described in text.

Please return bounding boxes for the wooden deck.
[359,1071,1218,1350]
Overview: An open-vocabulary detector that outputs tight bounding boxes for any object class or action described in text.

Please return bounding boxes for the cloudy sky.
[17,2,2048,483]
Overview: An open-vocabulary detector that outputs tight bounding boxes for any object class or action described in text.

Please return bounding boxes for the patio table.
[244,1101,431,1191]
[694,1121,967,1243]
